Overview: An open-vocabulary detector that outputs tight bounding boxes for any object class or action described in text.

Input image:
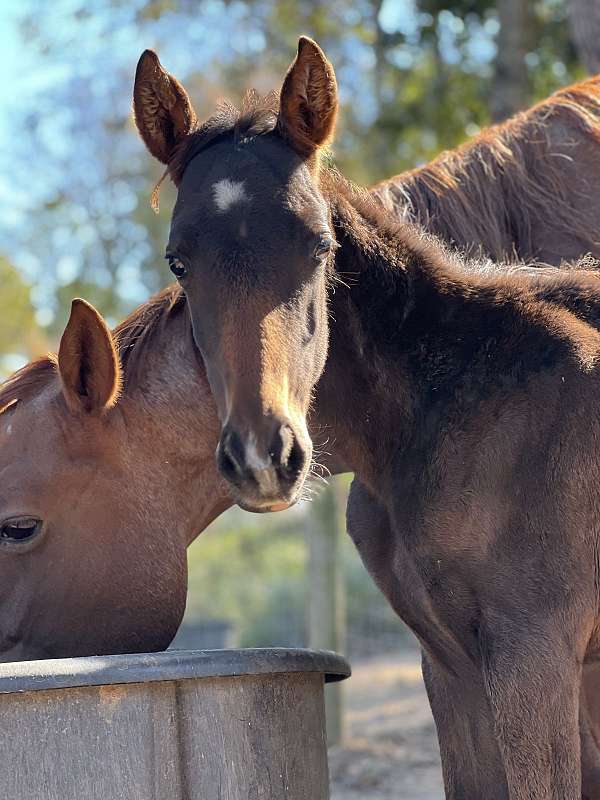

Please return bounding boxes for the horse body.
[321,192,600,797]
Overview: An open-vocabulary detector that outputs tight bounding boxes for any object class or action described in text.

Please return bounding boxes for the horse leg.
[422,651,509,799]
[347,482,591,797]
[480,626,581,799]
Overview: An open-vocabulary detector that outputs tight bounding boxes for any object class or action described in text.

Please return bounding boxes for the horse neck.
[317,195,600,494]
[117,308,231,542]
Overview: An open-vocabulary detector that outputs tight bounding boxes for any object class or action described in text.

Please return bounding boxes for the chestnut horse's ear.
[133,49,197,164]
[58,299,122,414]
[278,36,338,157]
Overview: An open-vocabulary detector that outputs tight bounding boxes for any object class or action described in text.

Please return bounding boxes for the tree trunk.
[490,0,532,122]
[568,0,600,75]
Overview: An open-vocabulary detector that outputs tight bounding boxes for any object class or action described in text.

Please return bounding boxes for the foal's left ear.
[58,299,122,415]
[278,37,338,157]
[133,49,197,164]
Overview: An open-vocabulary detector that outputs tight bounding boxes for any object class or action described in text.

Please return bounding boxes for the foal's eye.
[0,517,43,548]
[314,237,335,262]
[166,255,187,280]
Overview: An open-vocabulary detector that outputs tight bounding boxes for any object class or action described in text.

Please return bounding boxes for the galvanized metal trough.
[0,647,350,800]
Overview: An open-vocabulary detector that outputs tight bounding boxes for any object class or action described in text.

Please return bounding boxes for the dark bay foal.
[134,37,600,798]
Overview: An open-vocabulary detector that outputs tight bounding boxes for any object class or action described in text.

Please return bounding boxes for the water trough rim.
[0,647,351,694]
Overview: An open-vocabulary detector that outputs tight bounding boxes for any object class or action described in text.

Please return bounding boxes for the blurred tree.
[185,505,309,638]
[0,255,47,377]
[182,489,410,654]
[567,0,600,74]
[0,0,586,343]
[490,0,531,120]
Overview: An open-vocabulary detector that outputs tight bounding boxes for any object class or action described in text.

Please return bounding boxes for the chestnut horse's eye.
[166,255,187,280]
[0,517,43,548]
[314,236,335,262]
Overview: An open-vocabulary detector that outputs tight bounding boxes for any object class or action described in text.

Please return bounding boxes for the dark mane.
[0,284,187,411]
[373,76,600,260]
[331,176,600,373]
[168,90,280,186]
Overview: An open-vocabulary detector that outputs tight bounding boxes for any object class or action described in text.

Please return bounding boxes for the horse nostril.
[269,424,293,465]
[217,428,245,483]
[218,422,308,499]
[287,436,306,479]
[275,425,306,482]
[217,445,238,483]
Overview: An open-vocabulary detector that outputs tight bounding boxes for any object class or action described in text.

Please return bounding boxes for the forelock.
[168,90,280,186]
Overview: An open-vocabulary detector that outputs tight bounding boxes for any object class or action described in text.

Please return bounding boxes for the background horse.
[134,37,600,798]
[375,74,600,264]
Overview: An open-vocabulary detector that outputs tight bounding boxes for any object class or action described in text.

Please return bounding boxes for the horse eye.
[0,517,43,547]
[314,237,335,261]
[166,255,187,280]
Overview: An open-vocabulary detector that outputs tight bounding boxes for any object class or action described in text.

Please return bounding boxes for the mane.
[0,357,58,415]
[331,175,600,373]
[113,283,186,381]
[0,284,187,412]
[373,76,600,260]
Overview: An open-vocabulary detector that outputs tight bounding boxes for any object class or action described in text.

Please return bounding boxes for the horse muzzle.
[216,417,311,513]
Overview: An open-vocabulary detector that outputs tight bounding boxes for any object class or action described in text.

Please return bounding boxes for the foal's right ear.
[58,299,122,414]
[133,49,197,164]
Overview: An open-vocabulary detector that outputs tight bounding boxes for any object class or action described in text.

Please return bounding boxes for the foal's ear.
[278,36,338,156]
[133,49,197,164]
[58,299,122,414]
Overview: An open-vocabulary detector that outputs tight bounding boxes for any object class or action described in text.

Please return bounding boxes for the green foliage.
[184,490,410,653]
[0,256,47,377]
[185,506,308,646]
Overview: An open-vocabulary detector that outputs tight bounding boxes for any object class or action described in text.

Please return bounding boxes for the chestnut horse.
[133,37,600,798]
[0,295,227,661]
[374,76,600,264]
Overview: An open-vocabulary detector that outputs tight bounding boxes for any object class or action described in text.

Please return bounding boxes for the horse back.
[373,76,600,266]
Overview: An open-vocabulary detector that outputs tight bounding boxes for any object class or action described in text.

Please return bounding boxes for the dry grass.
[329,649,444,800]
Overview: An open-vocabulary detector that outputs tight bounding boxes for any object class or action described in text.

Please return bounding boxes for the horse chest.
[397,523,480,636]
[347,480,481,663]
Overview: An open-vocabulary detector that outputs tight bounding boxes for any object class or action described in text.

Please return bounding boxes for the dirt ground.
[329,650,444,800]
